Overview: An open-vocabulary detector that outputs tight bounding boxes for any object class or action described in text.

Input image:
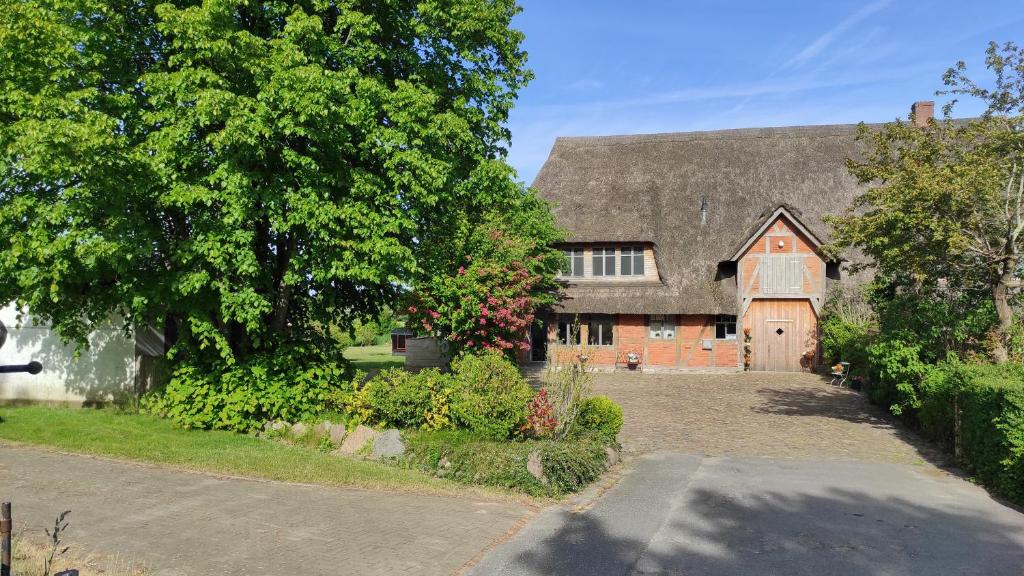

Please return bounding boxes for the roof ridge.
[553,122,883,146]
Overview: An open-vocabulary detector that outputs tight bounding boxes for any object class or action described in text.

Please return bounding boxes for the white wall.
[0,305,135,404]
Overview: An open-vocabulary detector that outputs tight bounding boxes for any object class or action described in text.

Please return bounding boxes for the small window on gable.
[649,314,674,339]
[562,248,584,277]
[715,314,737,340]
[593,247,616,276]
[621,246,645,276]
[556,316,581,345]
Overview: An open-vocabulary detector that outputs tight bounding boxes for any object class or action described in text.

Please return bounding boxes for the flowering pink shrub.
[408,223,563,358]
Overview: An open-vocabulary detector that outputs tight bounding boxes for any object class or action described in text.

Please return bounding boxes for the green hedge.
[400,429,614,496]
[918,361,1024,505]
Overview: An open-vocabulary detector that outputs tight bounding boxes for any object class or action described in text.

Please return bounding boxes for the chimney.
[911,100,934,127]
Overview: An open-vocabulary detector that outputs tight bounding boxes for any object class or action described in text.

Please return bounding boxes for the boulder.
[314,421,333,438]
[290,422,308,437]
[527,451,548,485]
[370,429,405,460]
[605,446,620,468]
[335,425,379,455]
[328,424,347,446]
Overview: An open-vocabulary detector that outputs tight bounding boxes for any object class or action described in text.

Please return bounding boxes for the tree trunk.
[991,257,1017,364]
[270,234,297,334]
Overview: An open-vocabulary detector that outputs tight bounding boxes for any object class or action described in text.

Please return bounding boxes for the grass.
[0,406,484,497]
[12,533,148,576]
[344,343,405,372]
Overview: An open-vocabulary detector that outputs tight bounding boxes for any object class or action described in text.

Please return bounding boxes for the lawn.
[0,406,476,496]
[345,343,405,372]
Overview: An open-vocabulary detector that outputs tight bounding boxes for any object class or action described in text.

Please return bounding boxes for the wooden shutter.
[762,255,803,295]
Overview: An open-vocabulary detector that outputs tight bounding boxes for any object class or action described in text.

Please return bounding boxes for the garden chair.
[830,362,851,387]
[616,350,643,372]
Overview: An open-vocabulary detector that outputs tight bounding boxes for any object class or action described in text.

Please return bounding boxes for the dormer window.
[621,246,645,276]
[593,247,616,276]
[562,248,584,277]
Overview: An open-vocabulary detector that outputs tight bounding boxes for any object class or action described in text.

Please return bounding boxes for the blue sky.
[507,0,1023,183]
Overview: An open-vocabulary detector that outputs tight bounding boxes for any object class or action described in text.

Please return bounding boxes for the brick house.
[523,109,936,372]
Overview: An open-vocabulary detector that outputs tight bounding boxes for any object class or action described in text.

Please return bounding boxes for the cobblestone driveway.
[592,371,942,466]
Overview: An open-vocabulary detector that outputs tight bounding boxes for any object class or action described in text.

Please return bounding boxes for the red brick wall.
[542,314,740,369]
[615,314,646,364]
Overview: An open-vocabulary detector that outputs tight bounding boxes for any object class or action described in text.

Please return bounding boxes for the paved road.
[0,446,533,576]
[471,453,1024,576]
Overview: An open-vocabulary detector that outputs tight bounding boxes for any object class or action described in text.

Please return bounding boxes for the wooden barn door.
[747,299,818,372]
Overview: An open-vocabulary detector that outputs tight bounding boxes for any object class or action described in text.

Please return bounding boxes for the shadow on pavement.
[514,486,1024,576]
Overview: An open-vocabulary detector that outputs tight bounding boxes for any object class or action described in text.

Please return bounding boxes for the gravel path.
[591,371,944,466]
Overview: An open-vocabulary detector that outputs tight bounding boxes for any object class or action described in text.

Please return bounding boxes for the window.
[587,315,614,346]
[649,314,674,339]
[715,314,737,340]
[592,247,616,276]
[562,248,584,277]
[620,246,645,276]
[391,333,407,353]
[556,316,581,345]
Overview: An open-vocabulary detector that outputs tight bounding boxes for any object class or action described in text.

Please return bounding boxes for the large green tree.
[830,42,1024,362]
[0,0,536,368]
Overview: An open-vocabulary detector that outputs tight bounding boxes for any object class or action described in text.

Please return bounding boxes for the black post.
[0,362,42,375]
[1,501,11,576]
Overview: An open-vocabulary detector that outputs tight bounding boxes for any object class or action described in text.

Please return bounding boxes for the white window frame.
[621,246,645,276]
[592,247,616,277]
[587,315,614,346]
[649,314,674,339]
[556,316,581,345]
[562,248,584,277]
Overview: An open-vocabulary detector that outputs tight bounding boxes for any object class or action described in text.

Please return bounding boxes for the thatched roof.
[534,123,872,314]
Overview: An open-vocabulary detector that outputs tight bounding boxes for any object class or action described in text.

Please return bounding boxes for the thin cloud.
[782,0,893,70]
[567,79,607,90]
[519,63,931,115]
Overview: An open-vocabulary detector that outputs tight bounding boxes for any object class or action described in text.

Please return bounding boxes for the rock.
[370,429,405,460]
[335,425,379,455]
[290,422,308,437]
[270,421,288,432]
[314,421,333,438]
[328,424,347,445]
[438,457,451,469]
[605,446,620,468]
[527,451,548,485]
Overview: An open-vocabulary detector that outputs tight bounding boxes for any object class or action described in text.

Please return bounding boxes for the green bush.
[359,369,434,428]
[576,396,624,440]
[916,361,1024,505]
[448,351,533,440]
[865,334,930,417]
[400,429,613,496]
[144,347,347,433]
[820,316,872,378]
[350,368,454,430]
